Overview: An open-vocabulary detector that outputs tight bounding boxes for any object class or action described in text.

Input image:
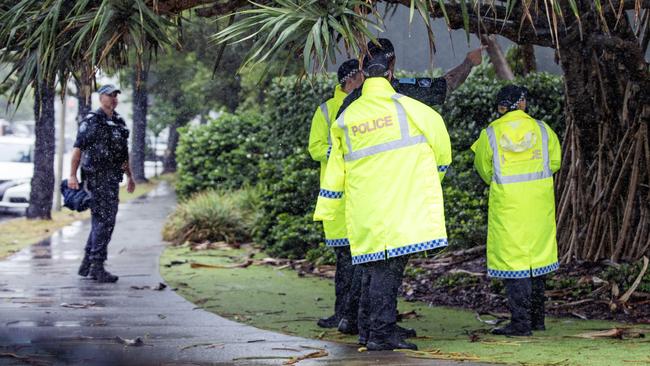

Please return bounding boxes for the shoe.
[78,256,91,277]
[317,314,340,328]
[491,323,532,336]
[337,318,359,335]
[358,334,368,346]
[532,323,546,331]
[366,339,418,351]
[396,325,417,338]
[90,262,119,283]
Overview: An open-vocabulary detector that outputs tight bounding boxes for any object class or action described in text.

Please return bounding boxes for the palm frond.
[213,0,383,73]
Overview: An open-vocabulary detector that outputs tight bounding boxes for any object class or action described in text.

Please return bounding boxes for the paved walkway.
[0,183,473,365]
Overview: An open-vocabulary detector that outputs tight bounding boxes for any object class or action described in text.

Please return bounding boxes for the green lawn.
[161,244,650,365]
[0,175,172,259]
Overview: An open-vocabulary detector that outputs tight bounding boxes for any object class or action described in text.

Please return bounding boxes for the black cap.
[367,38,395,61]
[337,59,360,84]
[362,51,390,78]
[496,85,528,112]
[97,84,121,95]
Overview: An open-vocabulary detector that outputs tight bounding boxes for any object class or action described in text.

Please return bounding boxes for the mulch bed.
[400,247,650,324]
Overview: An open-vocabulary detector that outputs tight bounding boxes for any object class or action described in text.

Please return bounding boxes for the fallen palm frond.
[283,349,328,365]
[572,328,647,339]
[395,348,481,361]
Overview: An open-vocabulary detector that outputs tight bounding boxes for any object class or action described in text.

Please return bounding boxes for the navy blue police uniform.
[73,108,129,267]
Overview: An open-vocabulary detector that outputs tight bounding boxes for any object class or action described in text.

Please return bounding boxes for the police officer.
[471,85,561,336]
[314,49,452,351]
[337,38,483,114]
[309,59,364,329]
[68,84,136,283]
[335,38,482,342]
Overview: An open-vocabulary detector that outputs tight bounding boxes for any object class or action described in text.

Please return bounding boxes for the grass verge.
[0,174,173,259]
[161,244,650,366]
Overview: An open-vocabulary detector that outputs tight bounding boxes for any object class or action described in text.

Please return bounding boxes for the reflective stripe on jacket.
[314,77,451,264]
[308,85,348,245]
[471,110,562,279]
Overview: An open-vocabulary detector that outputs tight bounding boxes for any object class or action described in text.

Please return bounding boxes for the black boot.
[531,275,546,331]
[396,325,417,338]
[367,333,418,351]
[337,318,358,335]
[491,323,532,336]
[90,261,119,283]
[493,278,532,336]
[317,314,340,328]
[78,256,91,277]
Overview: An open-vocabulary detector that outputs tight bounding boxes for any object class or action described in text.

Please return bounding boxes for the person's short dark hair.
[367,38,395,61]
[496,85,528,112]
[337,59,360,85]
[362,50,390,78]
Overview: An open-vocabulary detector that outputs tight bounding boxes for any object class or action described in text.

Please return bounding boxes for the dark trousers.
[333,246,355,319]
[504,276,546,331]
[361,256,409,342]
[84,174,120,262]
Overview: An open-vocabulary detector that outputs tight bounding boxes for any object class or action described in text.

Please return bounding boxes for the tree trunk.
[520,44,536,76]
[163,119,180,173]
[554,10,650,263]
[26,80,56,220]
[131,66,149,183]
[481,34,515,80]
[75,78,92,124]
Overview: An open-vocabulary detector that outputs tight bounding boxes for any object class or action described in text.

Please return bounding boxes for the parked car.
[0,136,34,210]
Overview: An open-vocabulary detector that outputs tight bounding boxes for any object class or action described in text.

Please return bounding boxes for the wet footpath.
[0,183,478,366]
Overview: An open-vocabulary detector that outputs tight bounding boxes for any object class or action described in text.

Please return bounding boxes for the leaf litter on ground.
[115,336,145,347]
[283,349,328,365]
[572,328,647,339]
[60,301,97,309]
[395,348,481,361]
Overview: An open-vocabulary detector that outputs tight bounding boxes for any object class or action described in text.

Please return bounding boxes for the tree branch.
[384,0,556,47]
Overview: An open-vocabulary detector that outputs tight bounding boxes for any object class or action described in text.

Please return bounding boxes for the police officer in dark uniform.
[68,84,136,283]
[335,38,483,344]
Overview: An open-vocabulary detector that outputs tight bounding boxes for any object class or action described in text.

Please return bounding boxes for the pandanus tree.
[1,0,648,263]
[0,0,176,218]
[209,0,650,263]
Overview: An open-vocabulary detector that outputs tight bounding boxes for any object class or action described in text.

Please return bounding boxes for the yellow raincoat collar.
[333,84,347,102]
[361,77,395,96]
[496,110,531,123]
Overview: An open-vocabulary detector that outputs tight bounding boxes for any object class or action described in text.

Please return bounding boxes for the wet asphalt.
[0,182,478,366]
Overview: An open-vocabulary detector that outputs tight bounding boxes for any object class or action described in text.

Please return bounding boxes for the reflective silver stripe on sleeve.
[536,120,552,177]
[486,121,553,184]
[486,126,503,184]
[343,93,427,162]
[337,110,353,155]
[320,103,331,145]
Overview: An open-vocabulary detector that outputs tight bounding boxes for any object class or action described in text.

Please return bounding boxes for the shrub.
[305,242,337,266]
[163,188,260,244]
[261,74,337,159]
[254,151,322,258]
[175,112,265,199]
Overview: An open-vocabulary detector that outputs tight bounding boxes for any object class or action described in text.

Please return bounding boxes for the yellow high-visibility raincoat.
[314,77,451,264]
[471,110,562,278]
[309,85,348,246]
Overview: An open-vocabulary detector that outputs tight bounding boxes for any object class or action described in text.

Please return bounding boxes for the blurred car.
[0,136,34,210]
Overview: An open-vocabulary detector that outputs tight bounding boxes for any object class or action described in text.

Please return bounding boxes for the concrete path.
[0,183,473,366]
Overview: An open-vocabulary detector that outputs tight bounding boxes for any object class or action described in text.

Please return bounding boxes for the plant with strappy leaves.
[0,0,177,104]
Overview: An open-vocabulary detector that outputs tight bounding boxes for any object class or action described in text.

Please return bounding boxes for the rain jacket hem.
[325,238,350,247]
[488,261,559,279]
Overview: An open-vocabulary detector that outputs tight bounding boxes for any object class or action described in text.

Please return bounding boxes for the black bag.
[60,179,93,212]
